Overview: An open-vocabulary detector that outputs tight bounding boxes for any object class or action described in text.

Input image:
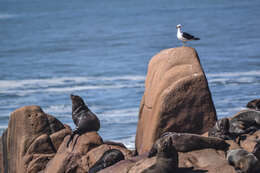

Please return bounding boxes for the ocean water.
[1,0,260,148]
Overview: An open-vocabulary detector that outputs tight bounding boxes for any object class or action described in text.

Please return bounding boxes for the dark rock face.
[136,47,217,154]
[0,105,70,173]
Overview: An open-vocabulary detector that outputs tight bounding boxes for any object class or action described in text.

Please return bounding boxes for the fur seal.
[227,149,260,173]
[208,118,234,140]
[229,110,260,136]
[88,149,124,173]
[247,99,260,111]
[142,137,178,173]
[252,140,260,161]
[149,132,229,156]
[67,94,100,147]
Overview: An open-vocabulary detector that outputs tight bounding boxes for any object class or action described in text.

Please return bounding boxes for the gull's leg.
[182,41,185,47]
[184,42,187,47]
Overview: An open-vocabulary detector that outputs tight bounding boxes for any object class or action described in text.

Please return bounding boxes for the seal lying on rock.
[247,99,260,111]
[67,94,100,147]
[149,132,229,156]
[142,137,178,173]
[227,149,260,173]
[88,149,125,173]
[208,118,233,140]
[229,110,260,137]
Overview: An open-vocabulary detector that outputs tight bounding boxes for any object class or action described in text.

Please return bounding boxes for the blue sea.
[1,0,260,148]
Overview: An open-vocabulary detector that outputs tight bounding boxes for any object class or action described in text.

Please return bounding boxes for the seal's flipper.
[66,127,80,147]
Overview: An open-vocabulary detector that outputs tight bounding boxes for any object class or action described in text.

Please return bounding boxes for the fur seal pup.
[247,99,260,111]
[142,137,178,173]
[88,149,124,173]
[229,110,260,136]
[67,94,100,147]
[149,132,229,156]
[227,149,260,173]
[208,118,233,140]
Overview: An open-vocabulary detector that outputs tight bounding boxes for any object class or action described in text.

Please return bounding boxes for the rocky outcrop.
[44,132,103,173]
[43,132,134,173]
[178,149,236,173]
[0,105,133,173]
[136,47,217,154]
[2,47,260,173]
[1,105,70,173]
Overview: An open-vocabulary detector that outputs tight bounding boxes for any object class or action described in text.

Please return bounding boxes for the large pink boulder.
[1,105,69,173]
[136,47,217,154]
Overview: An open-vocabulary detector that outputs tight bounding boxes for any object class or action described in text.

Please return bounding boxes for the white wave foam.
[99,108,138,124]
[114,135,135,149]
[0,125,8,129]
[207,70,260,77]
[1,83,144,96]
[208,76,255,84]
[0,75,145,91]
[100,108,138,117]
[44,105,71,114]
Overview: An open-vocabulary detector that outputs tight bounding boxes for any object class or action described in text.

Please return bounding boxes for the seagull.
[176,24,200,46]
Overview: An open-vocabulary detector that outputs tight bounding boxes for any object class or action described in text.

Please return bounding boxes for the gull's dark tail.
[193,37,200,40]
[66,127,80,147]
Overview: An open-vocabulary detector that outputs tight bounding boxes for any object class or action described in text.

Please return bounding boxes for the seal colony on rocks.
[67,94,100,147]
[88,149,125,173]
[209,110,260,141]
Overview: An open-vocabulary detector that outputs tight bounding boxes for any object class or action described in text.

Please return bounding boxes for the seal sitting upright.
[142,136,178,173]
[67,94,100,147]
[208,118,234,140]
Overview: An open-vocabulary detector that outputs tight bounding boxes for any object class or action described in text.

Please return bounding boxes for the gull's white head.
[176,24,182,29]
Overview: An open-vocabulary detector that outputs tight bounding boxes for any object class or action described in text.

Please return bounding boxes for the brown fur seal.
[142,137,178,173]
[247,99,260,111]
[229,110,260,137]
[208,118,234,140]
[66,94,100,147]
[88,149,124,173]
[227,149,260,173]
[149,132,229,155]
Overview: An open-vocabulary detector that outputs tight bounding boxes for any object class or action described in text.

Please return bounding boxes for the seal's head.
[217,118,230,133]
[70,94,87,111]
